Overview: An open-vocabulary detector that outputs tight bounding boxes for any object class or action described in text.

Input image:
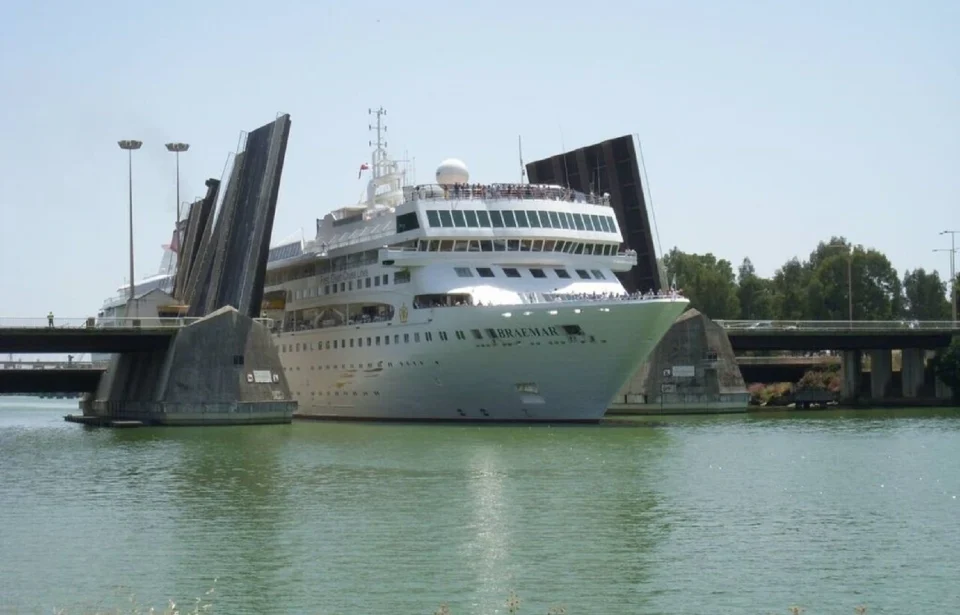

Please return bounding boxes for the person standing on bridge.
[47,311,54,328]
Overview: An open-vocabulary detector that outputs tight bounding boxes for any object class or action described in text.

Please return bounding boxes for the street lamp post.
[937,230,958,323]
[827,243,853,325]
[118,139,143,320]
[164,143,189,230]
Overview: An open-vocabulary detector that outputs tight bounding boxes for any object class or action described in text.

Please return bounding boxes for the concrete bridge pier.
[841,350,862,401]
[901,348,925,398]
[869,349,892,399]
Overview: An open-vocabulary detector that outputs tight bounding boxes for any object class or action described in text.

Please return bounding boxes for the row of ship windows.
[280,324,583,353]
[415,238,618,255]
[290,265,605,301]
[425,209,616,233]
[455,266,606,281]
[293,272,409,300]
[281,329,472,352]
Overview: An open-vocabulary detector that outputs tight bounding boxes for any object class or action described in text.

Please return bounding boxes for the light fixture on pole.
[164,142,189,226]
[118,139,143,320]
[826,242,853,325]
[936,230,958,323]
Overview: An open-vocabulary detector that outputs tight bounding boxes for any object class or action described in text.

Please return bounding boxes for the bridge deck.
[717,320,959,351]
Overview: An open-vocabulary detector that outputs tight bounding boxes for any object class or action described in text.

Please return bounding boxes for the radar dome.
[435,159,469,186]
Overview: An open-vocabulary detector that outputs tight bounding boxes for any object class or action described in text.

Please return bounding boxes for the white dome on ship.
[435,158,469,185]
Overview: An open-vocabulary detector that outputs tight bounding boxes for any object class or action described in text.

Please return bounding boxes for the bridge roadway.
[0,316,275,354]
[717,320,960,351]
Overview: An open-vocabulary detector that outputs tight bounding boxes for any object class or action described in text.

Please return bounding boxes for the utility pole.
[936,230,958,322]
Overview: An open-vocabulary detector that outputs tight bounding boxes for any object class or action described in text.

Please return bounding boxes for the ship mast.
[369,107,387,181]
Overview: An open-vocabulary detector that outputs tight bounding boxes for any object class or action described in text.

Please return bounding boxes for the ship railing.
[541,291,684,303]
[408,183,611,206]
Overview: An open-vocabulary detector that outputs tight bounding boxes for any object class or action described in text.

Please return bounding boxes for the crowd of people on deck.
[411,183,608,205]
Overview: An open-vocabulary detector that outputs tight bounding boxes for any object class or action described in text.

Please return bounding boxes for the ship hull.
[276,297,687,422]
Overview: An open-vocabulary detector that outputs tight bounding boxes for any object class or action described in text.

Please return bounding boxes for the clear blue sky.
[1,0,957,319]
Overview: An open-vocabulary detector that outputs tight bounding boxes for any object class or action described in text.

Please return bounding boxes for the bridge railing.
[716,320,960,332]
[0,361,109,370]
[0,317,277,330]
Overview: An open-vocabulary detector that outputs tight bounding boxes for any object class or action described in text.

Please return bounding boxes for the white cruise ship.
[261,110,689,421]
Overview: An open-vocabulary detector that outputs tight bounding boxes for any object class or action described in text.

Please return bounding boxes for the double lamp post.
[116,140,190,319]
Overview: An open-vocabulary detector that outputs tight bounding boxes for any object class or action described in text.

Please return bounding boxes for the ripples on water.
[1,399,959,614]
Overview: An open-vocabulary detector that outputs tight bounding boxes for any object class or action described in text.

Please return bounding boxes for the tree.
[769,258,811,320]
[806,243,901,320]
[662,248,740,319]
[737,258,773,320]
[903,269,951,320]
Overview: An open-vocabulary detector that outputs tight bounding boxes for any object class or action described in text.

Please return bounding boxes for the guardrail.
[716,320,960,332]
[0,361,108,370]
[0,317,276,330]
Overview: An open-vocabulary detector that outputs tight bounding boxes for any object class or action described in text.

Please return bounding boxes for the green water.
[1,399,958,614]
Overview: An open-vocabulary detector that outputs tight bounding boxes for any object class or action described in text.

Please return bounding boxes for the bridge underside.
[525,135,661,293]
[0,369,102,394]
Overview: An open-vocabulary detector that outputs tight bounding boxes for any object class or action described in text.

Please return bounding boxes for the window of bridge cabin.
[530,268,547,279]
[452,210,466,228]
[574,244,585,255]
[548,211,561,228]
[531,239,543,251]
[468,240,482,252]
[582,215,594,231]
[502,267,521,278]
[504,239,518,251]
[438,210,453,227]
[502,210,517,227]
[554,241,566,252]
[515,211,530,227]
[555,269,571,279]
[520,240,533,251]
[576,269,591,279]
[477,210,491,227]
[538,211,552,228]
[493,239,506,251]
[439,240,453,252]
[453,241,469,252]
[543,240,557,252]
[477,267,495,278]
[573,214,586,230]
[527,211,541,228]
[490,211,504,227]
[426,210,441,227]
[589,214,601,231]
[394,270,411,284]
[396,212,420,233]
[479,240,493,252]
[418,241,429,251]
[465,210,479,227]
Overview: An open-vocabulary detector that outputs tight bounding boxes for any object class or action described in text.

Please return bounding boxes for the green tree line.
[662,236,959,321]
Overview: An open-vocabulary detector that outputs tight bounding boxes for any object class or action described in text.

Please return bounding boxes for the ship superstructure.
[262,109,688,421]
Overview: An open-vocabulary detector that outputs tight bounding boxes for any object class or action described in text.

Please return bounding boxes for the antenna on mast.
[367,107,388,180]
[518,135,526,184]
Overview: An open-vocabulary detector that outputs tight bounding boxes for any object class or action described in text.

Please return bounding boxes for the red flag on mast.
[358,163,369,179]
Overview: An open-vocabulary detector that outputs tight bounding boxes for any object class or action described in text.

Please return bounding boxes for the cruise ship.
[260,110,689,421]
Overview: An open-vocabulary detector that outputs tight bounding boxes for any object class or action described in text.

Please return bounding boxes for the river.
[1,398,958,614]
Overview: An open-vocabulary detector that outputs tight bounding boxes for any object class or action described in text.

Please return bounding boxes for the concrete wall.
[610,308,750,414]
